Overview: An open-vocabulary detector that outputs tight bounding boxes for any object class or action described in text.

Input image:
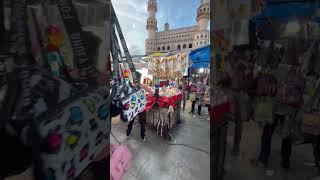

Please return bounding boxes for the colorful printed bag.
[120,89,147,122]
[1,1,110,180]
[38,90,110,180]
[110,5,146,122]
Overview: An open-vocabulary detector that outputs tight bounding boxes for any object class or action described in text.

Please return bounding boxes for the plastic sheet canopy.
[255,2,318,26]
[189,45,210,69]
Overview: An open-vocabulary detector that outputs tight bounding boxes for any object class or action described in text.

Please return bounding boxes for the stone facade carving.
[145,0,210,54]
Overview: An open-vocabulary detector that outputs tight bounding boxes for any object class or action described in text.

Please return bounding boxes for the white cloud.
[112,0,148,55]
[111,0,203,55]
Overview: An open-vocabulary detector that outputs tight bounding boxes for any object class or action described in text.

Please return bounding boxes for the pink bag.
[110,144,132,180]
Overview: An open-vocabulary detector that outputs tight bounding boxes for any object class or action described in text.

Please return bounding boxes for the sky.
[112,0,206,55]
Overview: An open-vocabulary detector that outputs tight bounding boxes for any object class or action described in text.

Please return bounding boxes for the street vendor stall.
[144,51,188,140]
[147,50,189,84]
[145,86,182,140]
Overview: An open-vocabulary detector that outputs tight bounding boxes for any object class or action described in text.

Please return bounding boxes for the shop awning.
[147,52,164,57]
[164,50,181,57]
[254,1,318,40]
[189,45,210,69]
[255,2,318,24]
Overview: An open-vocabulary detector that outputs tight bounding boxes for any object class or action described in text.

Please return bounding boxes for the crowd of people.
[215,39,320,171]
[180,77,210,117]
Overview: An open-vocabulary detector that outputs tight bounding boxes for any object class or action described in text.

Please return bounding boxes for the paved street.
[111,101,210,180]
[224,121,320,180]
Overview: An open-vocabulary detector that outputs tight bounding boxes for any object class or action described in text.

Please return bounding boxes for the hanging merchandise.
[255,42,273,67]
[256,72,277,97]
[248,19,258,49]
[110,5,147,122]
[181,52,189,76]
[276,69,305,108]
[211,87,230,125]
[9,0,29,62]
[213,29,232,54]
[47,3,74,69]
[158,57,166,79]
[212,0,232,30]
[298,41,317,74]
[254,96,273,126]
[256,18,282,40]
[26,7,45,66]
[251,0,266,16]
[173,53,182,79]
[231,19,250,46]
[230,0,252,21]
[203,86,210,105]
[0,1,111,180]
[124,63,133,83]
[56,0,98,82]
[119,63,133,84]
[230,59,247,90]
[45,25,65,77]
[303,76,317,111]
[282,38,298,65]
[311,78,320,112]
[166,55,174,79]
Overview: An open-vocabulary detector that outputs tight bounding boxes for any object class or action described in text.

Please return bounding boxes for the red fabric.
[210,102,230,126]
[159,81,167,87]
[146,93,183,112]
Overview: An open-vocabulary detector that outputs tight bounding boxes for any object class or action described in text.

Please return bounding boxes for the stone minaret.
[193,0,210,48]
[197,0,210,31]
[164,22,169,31]
[145,0,157,54]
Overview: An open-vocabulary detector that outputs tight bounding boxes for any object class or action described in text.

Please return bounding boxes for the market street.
[111,102,210,180]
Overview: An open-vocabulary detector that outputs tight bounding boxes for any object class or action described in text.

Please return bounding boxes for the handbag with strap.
[1,1,110,180]
[110,5,146,122]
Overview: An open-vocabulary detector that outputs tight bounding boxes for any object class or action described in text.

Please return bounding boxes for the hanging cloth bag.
[2,1,111,180]
[110,5,146,122]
